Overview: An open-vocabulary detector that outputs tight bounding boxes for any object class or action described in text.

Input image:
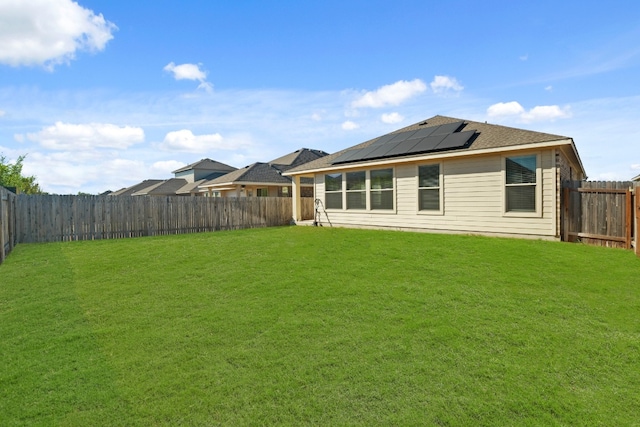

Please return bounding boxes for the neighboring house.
[632,173,640,182]
[131,178,189,196]
[111,158,237,197]
[284,115,586,240]
[172,158,238,183]
[198,148,328,197]
[110,179,165,196]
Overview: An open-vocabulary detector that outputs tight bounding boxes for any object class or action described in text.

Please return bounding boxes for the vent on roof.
[332,121,476,165]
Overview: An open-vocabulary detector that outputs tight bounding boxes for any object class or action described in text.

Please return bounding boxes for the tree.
[0,154,44,194]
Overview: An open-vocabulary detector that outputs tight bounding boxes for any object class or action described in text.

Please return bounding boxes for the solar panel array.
[332,121,477,165]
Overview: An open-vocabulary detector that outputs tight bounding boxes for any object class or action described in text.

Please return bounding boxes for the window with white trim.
[370,168,394,210]
[505,155,537,212]
[418,164,440,211]
[346,171,366,210]
[325,173,343,209]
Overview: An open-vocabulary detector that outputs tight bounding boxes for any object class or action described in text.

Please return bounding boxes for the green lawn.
[1,226,639,426]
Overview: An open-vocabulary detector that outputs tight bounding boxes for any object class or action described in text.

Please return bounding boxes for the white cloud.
[486,102,571,123]
[164,62,213,92]
[522,105,572,122]
[430,75,464,95]
[311,112,322,121]
[520,54,529,61]
[381,112,404,124]
[164,62,212,92]
[545,85,553,92]
[0,0,116,69]
[0,109,5,117]
[25,122,144,150]
[630,164,640,170]
[341,121,360,130]
[351,79,426,108]
[160,129,252,153]
[487,101,526,117]
[164,62,206,81]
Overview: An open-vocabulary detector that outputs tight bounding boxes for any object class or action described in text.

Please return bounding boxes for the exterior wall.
[313,148,560,239]
[211,185,312,198]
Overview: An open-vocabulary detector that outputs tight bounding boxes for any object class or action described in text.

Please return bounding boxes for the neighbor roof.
[199,148,328,189]
[110,179,164,196]
[285,115,584,175]
[269,148,329,172]
[172,158,237,174]
[132,178,188,196]
[199,163,291,187]
[632,173,640,182]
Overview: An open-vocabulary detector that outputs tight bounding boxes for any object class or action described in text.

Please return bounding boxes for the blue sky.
[1,0,639,194]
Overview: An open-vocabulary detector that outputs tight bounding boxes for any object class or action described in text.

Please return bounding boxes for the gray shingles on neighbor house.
[132,178,189,196]
[172,158,238,183]
[110,179,165,196]
[198,148,328,195]
[202,163,292,187]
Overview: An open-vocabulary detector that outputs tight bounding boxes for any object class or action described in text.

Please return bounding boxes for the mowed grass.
[1,226,639,426]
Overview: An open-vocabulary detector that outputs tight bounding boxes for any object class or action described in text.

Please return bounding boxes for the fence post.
[626,188,632,250]
[562,186,569,242]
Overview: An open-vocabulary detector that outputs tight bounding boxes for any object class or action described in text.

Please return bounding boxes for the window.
[370,168,394,210]
[325,169,395,211]
[346,171,366,209]
[325,173,343,209]
[257,188,269,197]
[281,186,289,196]
[418,164,440,211]
[505,155,536,212]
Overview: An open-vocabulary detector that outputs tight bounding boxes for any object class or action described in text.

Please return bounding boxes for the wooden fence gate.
[562,181,635,250]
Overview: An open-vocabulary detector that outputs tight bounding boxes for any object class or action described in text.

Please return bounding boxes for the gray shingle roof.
[200,148,328,187]
[110,179,164,196]
[132,178,188,196]
[285,115,575,174]
[172,158,237,174]
[269,148,329,172]
[200,163,291,187]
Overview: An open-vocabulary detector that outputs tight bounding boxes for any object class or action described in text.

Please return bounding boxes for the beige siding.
[313,149,559,238]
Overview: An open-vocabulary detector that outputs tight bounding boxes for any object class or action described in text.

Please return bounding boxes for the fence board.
[0,187,18,265]
[13,195,296,244]
[563,181,634,249]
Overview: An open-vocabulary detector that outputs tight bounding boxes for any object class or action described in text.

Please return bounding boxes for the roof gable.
[200,162,291,187]
[269,148,329,171]
[172,158,237,174]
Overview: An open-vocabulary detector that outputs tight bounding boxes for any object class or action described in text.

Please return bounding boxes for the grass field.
[1,226,639,426]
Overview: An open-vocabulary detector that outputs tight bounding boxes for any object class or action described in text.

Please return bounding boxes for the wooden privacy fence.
[0,187,18,265]
[16,195,297,244]
[562,181,637,252]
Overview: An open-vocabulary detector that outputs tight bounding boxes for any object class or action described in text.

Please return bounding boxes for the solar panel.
[406,134,447,155]
[386,129,419,143]
[368,133,398,146]
[358,141,401,160]
[331,121,477,165]
[433,130,475,150]
[332,149,364,164]
[431,121,464,136]
[408,126,440,139]
[381,139,423,158]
